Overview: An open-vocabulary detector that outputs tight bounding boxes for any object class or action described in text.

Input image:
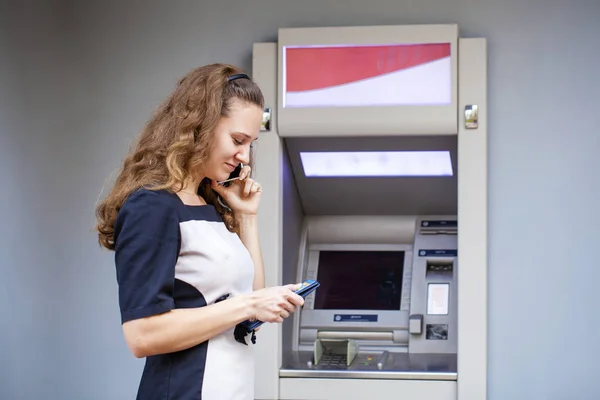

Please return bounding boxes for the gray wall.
[1,0,599,399]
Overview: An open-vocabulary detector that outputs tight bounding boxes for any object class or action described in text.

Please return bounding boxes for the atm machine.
[251,24,487,400]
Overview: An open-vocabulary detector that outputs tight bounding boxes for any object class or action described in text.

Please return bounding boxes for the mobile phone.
[238,280,320,331]
[220,163,242,187]
[294,279,320,298]
[234,280,320,345]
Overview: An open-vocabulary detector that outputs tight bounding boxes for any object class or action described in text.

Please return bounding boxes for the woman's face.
[203,98,263,182]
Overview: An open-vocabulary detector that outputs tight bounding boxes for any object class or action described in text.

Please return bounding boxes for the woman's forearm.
[122,295,253,358]
[237,214,265,290]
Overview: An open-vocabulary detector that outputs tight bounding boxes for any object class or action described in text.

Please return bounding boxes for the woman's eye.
[234,139,243,145]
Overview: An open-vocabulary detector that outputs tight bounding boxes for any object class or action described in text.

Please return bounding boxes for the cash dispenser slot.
[317,330,394,342]
[300,329,408,350]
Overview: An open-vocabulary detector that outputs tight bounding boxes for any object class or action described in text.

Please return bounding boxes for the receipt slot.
[251,23,488,400]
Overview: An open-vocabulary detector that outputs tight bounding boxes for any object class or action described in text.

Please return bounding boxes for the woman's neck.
[176,176,207,205]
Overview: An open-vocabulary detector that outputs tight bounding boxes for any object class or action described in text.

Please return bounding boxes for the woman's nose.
[236,152,249,165]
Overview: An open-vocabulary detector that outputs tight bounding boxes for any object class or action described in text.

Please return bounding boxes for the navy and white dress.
[114,189,256,400]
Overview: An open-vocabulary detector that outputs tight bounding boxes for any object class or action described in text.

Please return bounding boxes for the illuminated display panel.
[299,151,453,177]
[283,43,451,108]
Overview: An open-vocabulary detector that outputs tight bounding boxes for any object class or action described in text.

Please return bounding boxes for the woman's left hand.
[211,165,262,216]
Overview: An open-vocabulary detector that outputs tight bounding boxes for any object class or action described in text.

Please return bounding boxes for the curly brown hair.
[95,63,264,250]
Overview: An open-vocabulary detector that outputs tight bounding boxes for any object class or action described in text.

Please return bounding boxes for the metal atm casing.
[251,23,488,400]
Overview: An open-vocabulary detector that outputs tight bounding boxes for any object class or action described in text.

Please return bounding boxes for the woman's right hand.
[246,284,305,323]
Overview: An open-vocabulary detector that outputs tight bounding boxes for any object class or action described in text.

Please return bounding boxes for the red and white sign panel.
[283,43,451,108]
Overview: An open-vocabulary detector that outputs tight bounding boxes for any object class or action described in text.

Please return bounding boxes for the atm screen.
[314,250,405,310]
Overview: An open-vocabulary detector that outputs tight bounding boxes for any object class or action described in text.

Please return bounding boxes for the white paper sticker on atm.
[427,284,449,315]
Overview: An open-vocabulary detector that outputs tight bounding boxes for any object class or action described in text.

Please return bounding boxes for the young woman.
[95,63,304,400]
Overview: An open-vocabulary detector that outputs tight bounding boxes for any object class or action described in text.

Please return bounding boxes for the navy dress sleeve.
[113,189,180,324]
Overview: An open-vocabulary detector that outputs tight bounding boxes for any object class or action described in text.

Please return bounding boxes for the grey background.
[1,0,599,399]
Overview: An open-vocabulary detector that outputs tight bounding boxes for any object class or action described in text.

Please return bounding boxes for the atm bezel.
[299,243,413,331]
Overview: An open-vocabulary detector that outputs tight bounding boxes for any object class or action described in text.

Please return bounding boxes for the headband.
[227,73,250,82]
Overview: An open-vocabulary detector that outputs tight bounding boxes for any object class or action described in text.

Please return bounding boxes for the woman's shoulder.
[114,188,182,238]
[127,187,178,204]
[120,188,180,216]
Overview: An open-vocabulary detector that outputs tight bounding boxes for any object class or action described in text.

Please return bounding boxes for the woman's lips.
[225,162,237,172]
